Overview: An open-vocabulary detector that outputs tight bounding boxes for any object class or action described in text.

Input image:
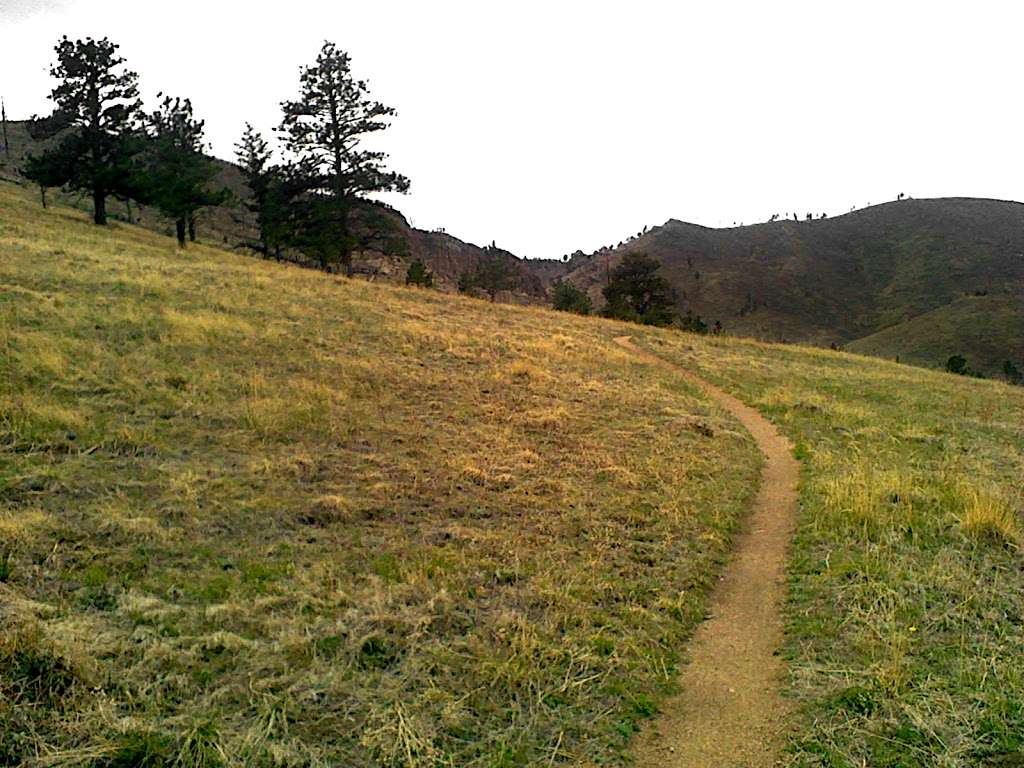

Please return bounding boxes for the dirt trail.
[614,336,799,768]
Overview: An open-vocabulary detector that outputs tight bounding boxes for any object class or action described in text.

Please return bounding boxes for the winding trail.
[614,336,799,768]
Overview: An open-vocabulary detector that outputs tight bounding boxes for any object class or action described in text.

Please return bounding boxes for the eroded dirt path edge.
[614,336,799,768]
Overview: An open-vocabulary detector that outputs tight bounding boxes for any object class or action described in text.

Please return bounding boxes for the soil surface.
[614,336,799,767]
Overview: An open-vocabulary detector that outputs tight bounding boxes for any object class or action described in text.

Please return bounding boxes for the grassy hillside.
[0,181,760,766]
[847,294,1024,376]
[0,120,546,302]
[3,180,1023,767]
[561,199,1024,376]
[645,334,1024,767]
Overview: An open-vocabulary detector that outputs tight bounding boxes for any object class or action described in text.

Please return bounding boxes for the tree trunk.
[1,99,9,160]
[93,191,107,225]
[188,215,197,242]
[125,199,133,224]
[175,218,187,248]
[40,186,47,209]
[339,206,353,277]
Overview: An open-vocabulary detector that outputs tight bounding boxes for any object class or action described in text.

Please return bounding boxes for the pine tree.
[235,123,292,260]
[143,95,226,247]
[279,41,409,273]
[602,253,676,326]
[23,37,143,224]
[21,149,75,208]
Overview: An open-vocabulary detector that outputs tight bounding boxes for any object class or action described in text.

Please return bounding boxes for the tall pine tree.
[234,123,293,260]
[602,253,677,327]
[143,95,226,247]
[279,42,409,273]
[23,37,143,224]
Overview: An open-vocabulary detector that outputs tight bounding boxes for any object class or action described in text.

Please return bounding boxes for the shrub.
[679,310,709,335]
[1003,360,1022,385]
[405,258,433,288]
[946,355,968,375]
[551,281,592,315]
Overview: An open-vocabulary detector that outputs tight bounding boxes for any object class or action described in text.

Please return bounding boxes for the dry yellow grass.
[0,181,760,767]
[6,176,1023,767]
[956,481,1021,547]
[640,332,1024,766]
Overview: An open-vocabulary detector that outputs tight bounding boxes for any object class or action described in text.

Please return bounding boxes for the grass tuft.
[957,482,1022,547]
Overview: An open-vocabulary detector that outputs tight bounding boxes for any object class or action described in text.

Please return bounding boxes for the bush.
[405,258,433,288]
[552,281,591,315]
[1003,360,1022,385]
[946,355,985,378]
[679,310,709,335]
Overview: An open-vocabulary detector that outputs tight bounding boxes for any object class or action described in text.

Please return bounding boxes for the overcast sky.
[3,0,1023,258]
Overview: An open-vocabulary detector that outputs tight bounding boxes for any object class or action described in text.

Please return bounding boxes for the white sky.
[3,0,1023,259]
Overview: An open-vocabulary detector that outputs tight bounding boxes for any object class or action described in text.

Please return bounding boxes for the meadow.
[643,332,1024,767]
[3,179,1022,767]
[0,182,760,766]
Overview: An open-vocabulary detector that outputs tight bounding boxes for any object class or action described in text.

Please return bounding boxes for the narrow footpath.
[614,336,799,768]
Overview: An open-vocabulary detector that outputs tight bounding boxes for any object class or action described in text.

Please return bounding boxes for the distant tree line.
[946,355,1023,385]
[20,36,408,268]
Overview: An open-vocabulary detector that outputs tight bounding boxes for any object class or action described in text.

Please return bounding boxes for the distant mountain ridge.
[551,198,1024,377]
[3,116,1021,375]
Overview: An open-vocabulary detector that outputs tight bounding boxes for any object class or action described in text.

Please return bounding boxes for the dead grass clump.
[670,416,716,438]
[956,482,1022,547]
[504,358,553,385]
[820,465,919,537]
[516,404,570,430]
[360,700,441,768]
[298,494,354,527]
[243,374,343,440]
[163,307,255,344]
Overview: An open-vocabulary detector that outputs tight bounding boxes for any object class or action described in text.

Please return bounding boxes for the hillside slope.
[0,119,545,301]
[0,181,759,766]
[847,293,1024,373]
[3,180,1023,768]
[647,333,1024,767]
[559,198,1024,375]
